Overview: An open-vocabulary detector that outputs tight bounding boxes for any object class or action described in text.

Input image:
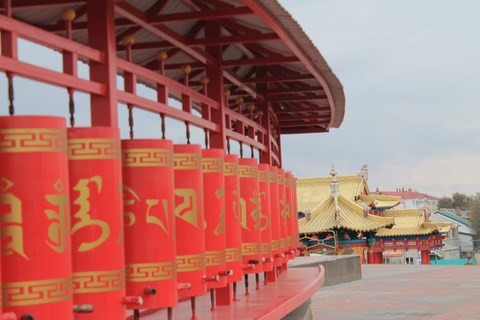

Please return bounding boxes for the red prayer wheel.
[0,116,73,319]
[269,166,282,267]
[285,172,295,259]
[202,148,227,289]
[277,169,289,264]
[174,144,206,298]
[258,164,273,272]
[68,127,126,319]
[238,158,262,274]
[122,139,177,308]
[224,155,242,283]
[291,175,300,256]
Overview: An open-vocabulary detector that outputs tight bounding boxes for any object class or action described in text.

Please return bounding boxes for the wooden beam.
[243,74,315,83]
[114,2,212,64]
[279,121,329,128]
[259,86,324,95]
[280,127,328,134]
[222,56,298,67]
[274,106,330,114]
[148,7,253,24]
[269,94,327,103]
[187,32,278,46]
[279,114,330,122]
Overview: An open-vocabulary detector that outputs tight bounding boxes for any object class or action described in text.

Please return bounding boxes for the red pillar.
[421,250,431,265]
[373,252,384,264]
[87,0,118,127]
[367,251,375,264]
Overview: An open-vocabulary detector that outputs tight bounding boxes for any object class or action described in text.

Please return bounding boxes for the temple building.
[297,166,452,264]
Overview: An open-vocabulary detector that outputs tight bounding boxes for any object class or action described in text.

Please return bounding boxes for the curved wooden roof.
[7,0,345,134]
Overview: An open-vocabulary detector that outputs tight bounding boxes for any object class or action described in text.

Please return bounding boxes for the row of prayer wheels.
[0,116,300,320]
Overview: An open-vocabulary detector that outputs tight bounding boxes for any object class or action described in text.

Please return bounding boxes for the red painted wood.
[87,0,118,127]
[137,266,325,320]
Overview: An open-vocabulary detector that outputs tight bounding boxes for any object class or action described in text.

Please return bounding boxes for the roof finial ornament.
[330,165,341,222]
[330,165,339,197]
[358,164,368,182]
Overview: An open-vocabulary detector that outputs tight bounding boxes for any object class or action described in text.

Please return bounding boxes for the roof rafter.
[148,7,253,24]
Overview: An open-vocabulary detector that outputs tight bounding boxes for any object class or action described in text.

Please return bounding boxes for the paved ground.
[311,264,480,320]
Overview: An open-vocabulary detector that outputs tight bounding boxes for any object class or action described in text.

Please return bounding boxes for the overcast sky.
[1,1,479,197]
[279,0,480,197]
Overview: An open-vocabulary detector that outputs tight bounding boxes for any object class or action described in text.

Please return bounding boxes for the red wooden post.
[86,0,118,127]
[421,250,431,265]
[268,166,282,282]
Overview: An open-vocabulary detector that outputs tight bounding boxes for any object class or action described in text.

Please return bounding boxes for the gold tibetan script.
[239,193,261,231]
[213,188,225,236]
[175,188,199,228]
[258,191,270,231]
[123,185,170,234]
[44,180,69,253]
[280,199,290,227]
[72,176,110,252]
[0,178,28,260]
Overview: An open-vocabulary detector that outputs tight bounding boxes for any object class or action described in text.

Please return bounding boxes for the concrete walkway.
[311,264,480,320]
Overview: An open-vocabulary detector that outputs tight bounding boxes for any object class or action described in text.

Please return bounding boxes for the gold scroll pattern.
[238,165,257,178]
[126,262,176,282]
[258,169,269,183]
[68,138,120,160]
[0,128,66,153]
[242,242,261,256]
[280,238,288,250]
[261,242,272,255]
[2,278,72,307]
[122,148,172,167]
[73,270,124,293]
[224,162,238,176]
[202,157,223,173]
[176,254,204,272]
[269,170,278,183]
[271,239,281,251]
[205,250,226,267]
[173,153,201,170]
[225,247,242,263]
[277,173,285,185]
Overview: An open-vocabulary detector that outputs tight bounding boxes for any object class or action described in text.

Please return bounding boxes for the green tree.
[452,192,469,210]
[437,196,453,209]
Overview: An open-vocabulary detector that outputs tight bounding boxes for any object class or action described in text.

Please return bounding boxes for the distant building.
[373,188,439,212]
[429,210,476,258]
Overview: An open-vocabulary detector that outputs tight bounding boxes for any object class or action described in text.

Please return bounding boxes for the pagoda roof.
[358,194,401,210]
[299,194,394,233]
[6,0,345,133]
[376,209,452,237]
[297,174,367,213]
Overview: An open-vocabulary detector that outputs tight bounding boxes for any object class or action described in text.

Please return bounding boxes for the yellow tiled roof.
[297,175,366,213]
[358,194,400,209]
[376,209,453,236]
[299,194,394,234]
